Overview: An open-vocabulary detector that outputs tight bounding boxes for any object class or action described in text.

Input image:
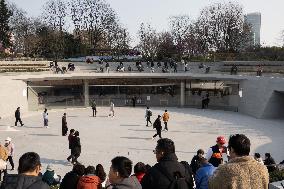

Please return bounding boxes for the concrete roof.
[17,72,249,82]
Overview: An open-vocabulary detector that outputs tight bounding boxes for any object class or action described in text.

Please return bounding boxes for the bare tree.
[71,0,118,53]
[196,2,252,52]
[138,23,159,61]
[156,31,176,60]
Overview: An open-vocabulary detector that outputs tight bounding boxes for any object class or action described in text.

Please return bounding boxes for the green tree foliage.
[0,0,12,49]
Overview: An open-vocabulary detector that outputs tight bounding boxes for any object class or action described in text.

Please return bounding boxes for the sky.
[8,0,284,47]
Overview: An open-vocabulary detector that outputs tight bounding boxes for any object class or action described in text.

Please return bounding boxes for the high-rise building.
[244,12,261,46]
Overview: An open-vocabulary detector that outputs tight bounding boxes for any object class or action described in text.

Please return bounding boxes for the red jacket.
[132,173,145,183]
[77,175,101,189]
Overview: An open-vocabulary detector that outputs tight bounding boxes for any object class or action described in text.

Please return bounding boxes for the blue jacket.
[195,163,216,189]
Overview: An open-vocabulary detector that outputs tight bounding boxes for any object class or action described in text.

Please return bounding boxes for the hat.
[5,137,11,142]
[46,164,54,171]
[216,136,226,145]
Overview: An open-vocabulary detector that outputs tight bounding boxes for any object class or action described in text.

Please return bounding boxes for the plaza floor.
[0,107,283,178]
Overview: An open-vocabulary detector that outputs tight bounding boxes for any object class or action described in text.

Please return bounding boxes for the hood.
[113,177,142,189]
[80,175,100,185]
[16,175,43,189]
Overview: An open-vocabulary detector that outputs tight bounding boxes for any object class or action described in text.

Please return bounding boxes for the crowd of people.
[1,134,284,189]
[87,59,213,74]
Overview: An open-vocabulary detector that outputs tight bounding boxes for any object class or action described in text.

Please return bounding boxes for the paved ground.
[0,107,283,178]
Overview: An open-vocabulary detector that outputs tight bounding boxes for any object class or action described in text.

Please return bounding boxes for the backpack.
[156,164,194,189]
[147,110,152,117]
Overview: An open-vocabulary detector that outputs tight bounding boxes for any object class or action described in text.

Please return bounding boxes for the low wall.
[0,76,28,118]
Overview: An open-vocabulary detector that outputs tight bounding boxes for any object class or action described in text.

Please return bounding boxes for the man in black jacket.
[152,115,162,139]
[59,164,85,189]
[141,138,194,189]
[0,152,50,189]
[15,107,24,127]
[71,131,81,164]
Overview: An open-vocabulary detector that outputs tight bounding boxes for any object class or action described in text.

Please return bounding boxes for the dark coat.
[15,110,20,119]
[68,134,75,149]
[0,174,50,189]
[153,118,162,130]
[62,116,67,128]
[190,155,203,175]
[72,137,81,155]
[59,171,80,189]
[141,153,194,189]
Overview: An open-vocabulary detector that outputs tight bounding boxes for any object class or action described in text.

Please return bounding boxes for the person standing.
[72,131,81,164]
[190,149,205,175]
[132,96,136,107]
[43,108,49,128]
[152,115,162,139]
[91,100,97,117]
[14,107,24,127]
[62,113,68,136]
[162,110,169,131]
[206,136,227,167]
[145,107,152,127]
[208,134,269,189]
[105,62,110,73]
[4,137,14,170]
[109,101,115,117]
[67,129,75,162]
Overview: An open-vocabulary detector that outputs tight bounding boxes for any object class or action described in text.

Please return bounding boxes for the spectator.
[190,149,205,175]
[264,153,276,172]
[0,141,8,181]
[208,134,269,189]
[42,164,61,186]
[60,164,85,189]
[206,136,227,167]
[195,158,216,189]
[107,156,141,189]
[254,153,264,165]
[1,152,49,189]
[4,137,14,170]
[280,160,284,164]
[95,164,106,183]
[132,162,146,183]
[128,65,132,72]
[77,166,101,189]
[141,138,194,189]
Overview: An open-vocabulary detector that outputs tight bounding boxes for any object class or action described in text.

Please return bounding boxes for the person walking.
[145,107,152,127]
[4,137,14,170]
[152,115,162,139]
[208,134,269,189]
[67,129,75,162]
[62,113,68,136]
[91,100,97,117]
[109,101,115,117]
[162,110,169,131]
[43,108,49,128]
[132,96,136,107]
[72,131,81,164]
[14,107,24,127]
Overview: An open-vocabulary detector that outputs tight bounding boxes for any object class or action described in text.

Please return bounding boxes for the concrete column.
[180,81,185,107]
[84,80,89,107]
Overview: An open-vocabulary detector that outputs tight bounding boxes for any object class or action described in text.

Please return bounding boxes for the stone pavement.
[0,107,283,178]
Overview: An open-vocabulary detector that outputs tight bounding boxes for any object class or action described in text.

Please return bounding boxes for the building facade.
[245,12,261,46]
